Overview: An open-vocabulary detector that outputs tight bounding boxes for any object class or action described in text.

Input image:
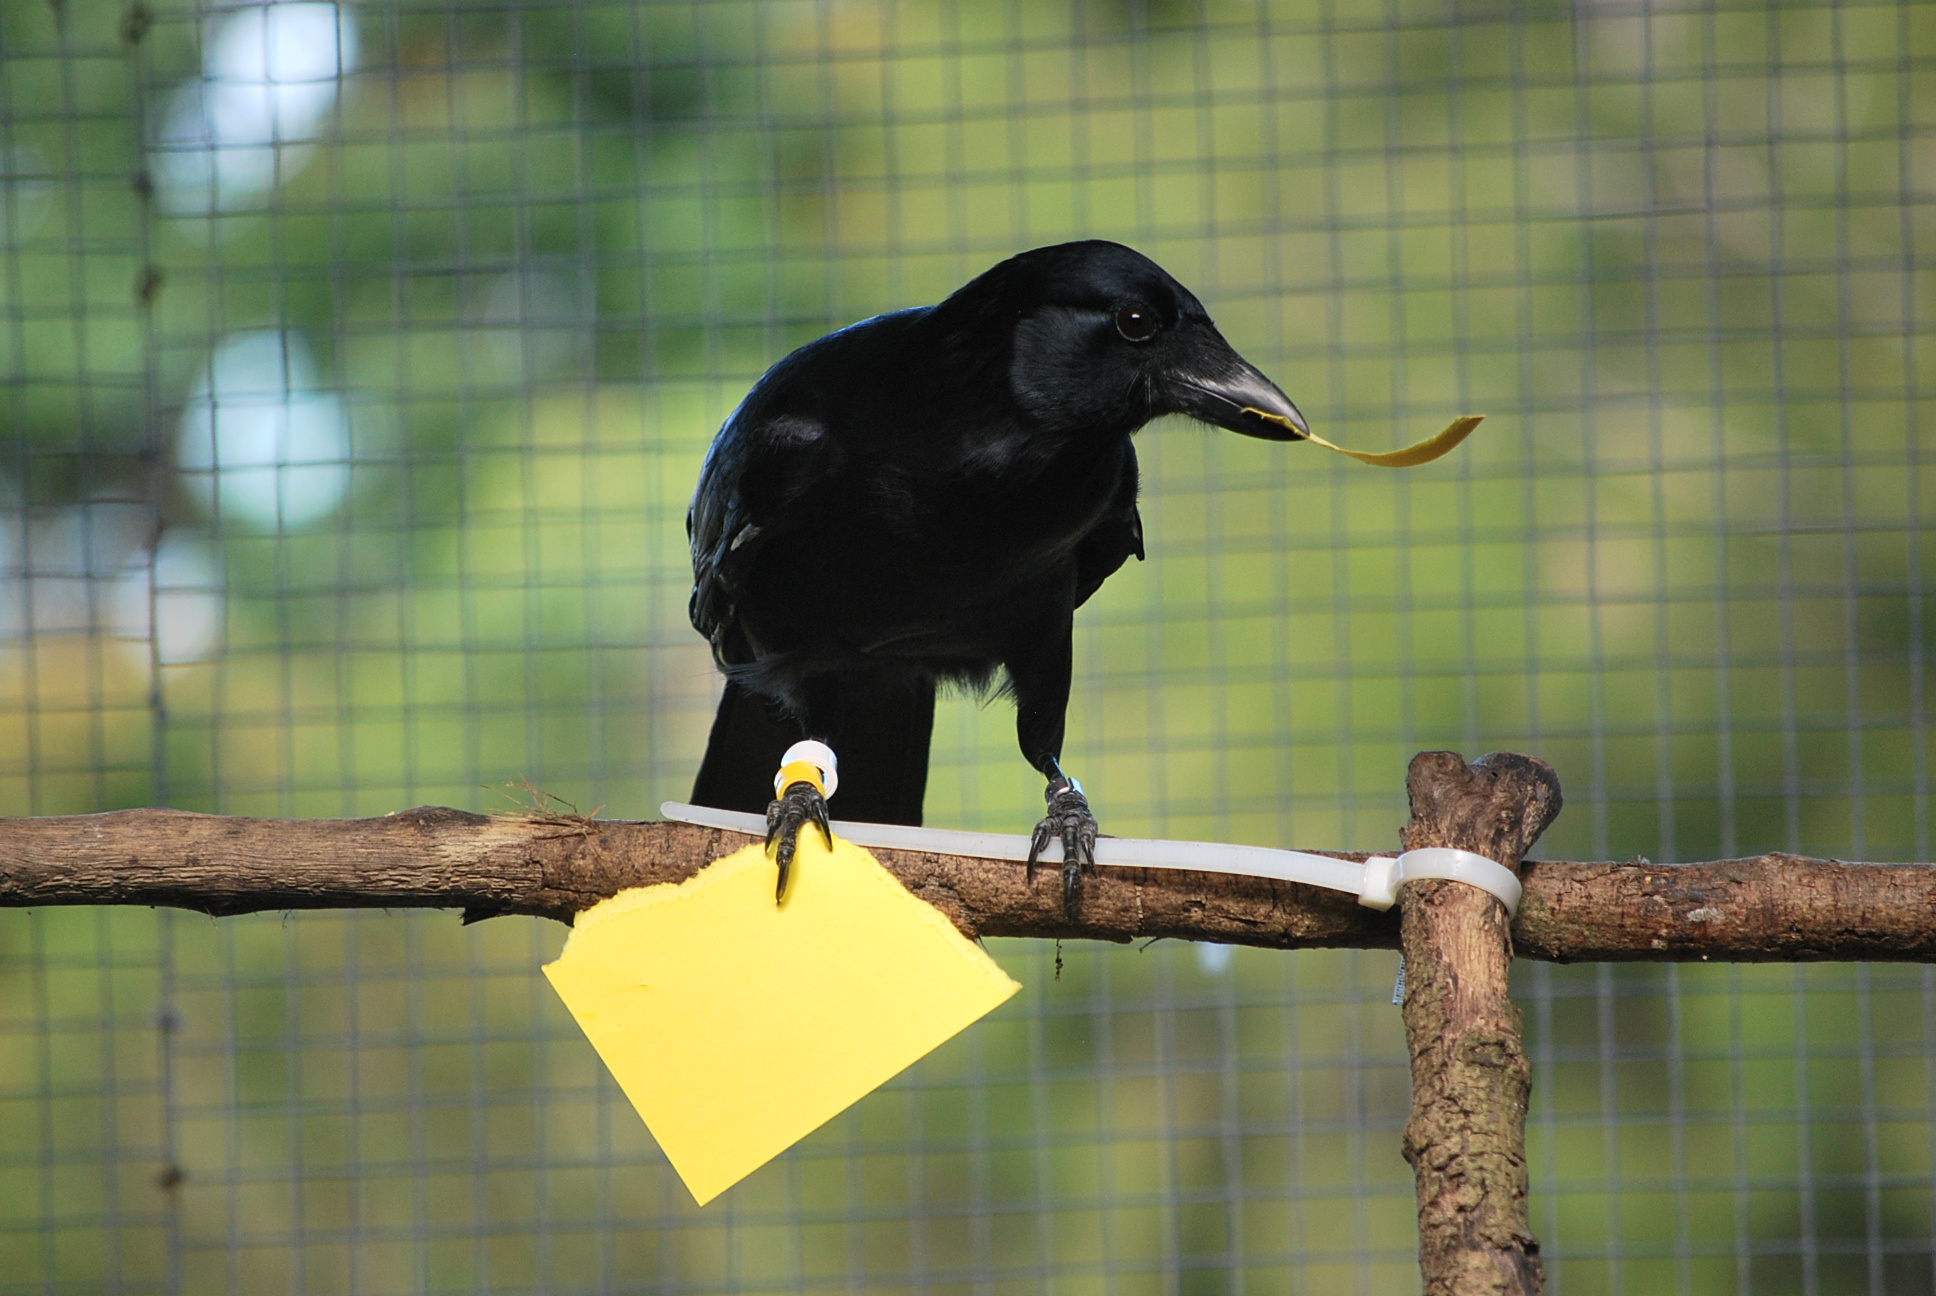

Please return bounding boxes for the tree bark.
[0,805,1395,943]
[0,803,1929,963]
[1397,751,1562,1296]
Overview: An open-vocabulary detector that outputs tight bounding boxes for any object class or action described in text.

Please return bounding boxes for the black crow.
[687,240,1308,907]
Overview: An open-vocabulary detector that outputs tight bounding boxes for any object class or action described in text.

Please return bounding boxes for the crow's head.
[937,240,1309,442]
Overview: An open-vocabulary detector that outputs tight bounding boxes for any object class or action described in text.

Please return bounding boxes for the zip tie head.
[1357,856,1401,910]
[1356,847,1522,915]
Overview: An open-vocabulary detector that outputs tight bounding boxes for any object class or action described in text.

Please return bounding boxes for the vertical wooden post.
[1397,750,1563,1296]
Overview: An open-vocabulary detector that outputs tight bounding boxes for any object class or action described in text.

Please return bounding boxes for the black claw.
[809,793,833,851]
[1026,818,1053,883]
[765,780,830,902]
[1029,775,1098,916]
[1061,803,1097,913]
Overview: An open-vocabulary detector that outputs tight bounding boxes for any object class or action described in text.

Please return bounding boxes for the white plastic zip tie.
[1355,847,1522,915]
[773,740,839,798]
[659,803,1522,915]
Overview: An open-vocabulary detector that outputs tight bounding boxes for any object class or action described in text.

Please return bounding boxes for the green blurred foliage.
[0,0,1931,1290]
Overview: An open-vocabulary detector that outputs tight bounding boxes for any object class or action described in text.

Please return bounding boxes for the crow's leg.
[685,679,827,901]
[1007,607,1098,916]
[765,756,833,902]
[1030,762,1098,913]
[765,664,932,901]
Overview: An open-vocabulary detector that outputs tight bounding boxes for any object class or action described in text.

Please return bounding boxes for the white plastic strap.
[1354,847,1521,915]
[659,803,1521,915]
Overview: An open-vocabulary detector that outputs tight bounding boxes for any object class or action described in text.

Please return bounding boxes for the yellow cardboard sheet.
[543,833,1020,1205]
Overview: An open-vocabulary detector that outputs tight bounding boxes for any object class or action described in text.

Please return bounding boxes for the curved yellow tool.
[1242,411,1484,467]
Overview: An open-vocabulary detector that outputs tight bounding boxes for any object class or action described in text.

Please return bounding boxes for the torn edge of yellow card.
[543,834,1021,1205]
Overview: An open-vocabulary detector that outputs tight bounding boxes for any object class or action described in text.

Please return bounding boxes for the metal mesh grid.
[0,0,1930,1289]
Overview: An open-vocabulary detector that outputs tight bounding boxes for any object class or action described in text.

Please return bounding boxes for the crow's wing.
[688,412,842,665]
[1072,440,1143,609]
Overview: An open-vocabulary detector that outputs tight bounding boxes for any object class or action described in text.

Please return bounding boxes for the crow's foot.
[765,780,832,902]
[1027,774,1098,915]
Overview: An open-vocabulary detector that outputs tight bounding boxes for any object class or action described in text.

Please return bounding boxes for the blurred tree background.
[0,0,1930,1292]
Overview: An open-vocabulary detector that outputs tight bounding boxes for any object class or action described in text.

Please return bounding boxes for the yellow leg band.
[776,760,825,798]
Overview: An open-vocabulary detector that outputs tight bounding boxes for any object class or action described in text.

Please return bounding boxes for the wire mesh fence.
[0,0,1930,1290]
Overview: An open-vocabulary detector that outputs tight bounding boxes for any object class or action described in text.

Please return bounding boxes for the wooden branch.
[0,805,1394,943]
[10,765,1921,1296]
[0,803,1929,964]
[1397,751,1560,1296]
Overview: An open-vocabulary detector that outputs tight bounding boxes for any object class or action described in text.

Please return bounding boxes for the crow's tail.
[690,677,935,826]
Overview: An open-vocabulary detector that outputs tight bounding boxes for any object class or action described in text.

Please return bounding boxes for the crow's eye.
[1114,302,1159,342]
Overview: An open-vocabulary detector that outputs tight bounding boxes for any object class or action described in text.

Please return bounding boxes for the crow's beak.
[1169,352,1310,442]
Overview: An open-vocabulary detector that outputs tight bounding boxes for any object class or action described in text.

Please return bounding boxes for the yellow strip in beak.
[1241,412,1484,468]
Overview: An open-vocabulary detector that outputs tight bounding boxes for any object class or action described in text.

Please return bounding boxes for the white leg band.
[775,740,839,799]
